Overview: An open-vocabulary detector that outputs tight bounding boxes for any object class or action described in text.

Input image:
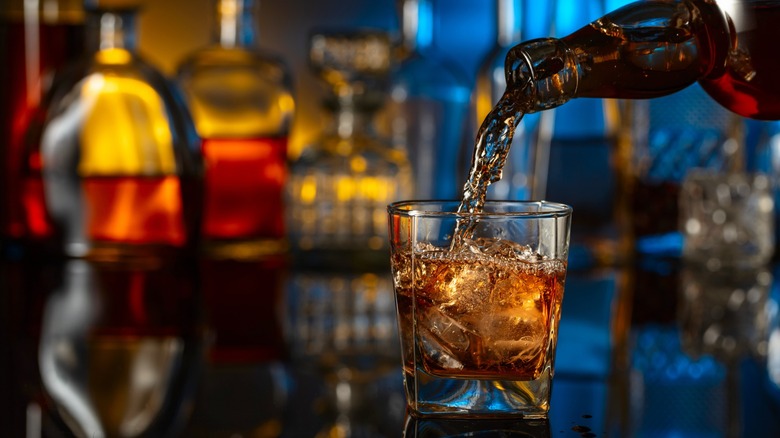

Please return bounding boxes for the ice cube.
[418,304,476,371]
[419,256,493,315]
[481,306,548,365]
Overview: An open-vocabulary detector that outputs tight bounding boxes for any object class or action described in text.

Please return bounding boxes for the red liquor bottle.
[176,0,294,363]
[177,0,294,257]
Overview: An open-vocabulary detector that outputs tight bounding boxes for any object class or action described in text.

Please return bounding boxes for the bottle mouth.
[505,37,578,112]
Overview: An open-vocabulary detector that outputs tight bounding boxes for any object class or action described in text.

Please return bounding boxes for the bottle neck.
[504,0,731,113]
[327,92,372,140]
[86,8,138,52]
[214,0,259,48]
[496,0,521,47]
[401,0,433,52]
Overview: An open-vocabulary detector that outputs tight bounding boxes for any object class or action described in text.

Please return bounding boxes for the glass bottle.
[473,0,554,200]
[176,0,292,365]
[286,30,409,376]
[500,0,780,121]
[177,0,294,259]
[288,30,411,262]
[15,6,205,437]
[0,0,85,252]
[21,6,202,262]
[386,0,471,199]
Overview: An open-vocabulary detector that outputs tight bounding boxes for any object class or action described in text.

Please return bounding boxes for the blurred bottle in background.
[542,0,631,269]
[630,85,745,258]
[286,30,410,376]
[11,4,205,436]
[177,0,293,365]
[0,0,85,256]
[21,5,202,261]
[287,30,411,266]
[177,0,294,260]
[384,0,471,200]
[472,0,553,201]
[753,119,780,248]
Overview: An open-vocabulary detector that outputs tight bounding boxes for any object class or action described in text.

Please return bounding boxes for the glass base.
[404,367,551,418]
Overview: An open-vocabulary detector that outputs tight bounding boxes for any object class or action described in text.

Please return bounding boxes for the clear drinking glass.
[388,200,572,418]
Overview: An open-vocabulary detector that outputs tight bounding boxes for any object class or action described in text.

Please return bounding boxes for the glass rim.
[387,200,573,219]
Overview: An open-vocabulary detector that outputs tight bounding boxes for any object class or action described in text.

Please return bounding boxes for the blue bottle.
[473,0,554,201]
[386,0,471,200]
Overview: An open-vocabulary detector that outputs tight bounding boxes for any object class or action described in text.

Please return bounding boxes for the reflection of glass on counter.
[404,415,550,437]
[680,170,775,269]
[200,257,287,364]
[37,259,203,437]
[630,326,727,437]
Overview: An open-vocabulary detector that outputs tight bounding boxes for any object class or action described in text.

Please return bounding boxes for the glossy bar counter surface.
[3,252,780,438]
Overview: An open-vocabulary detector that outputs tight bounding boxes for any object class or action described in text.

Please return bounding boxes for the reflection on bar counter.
[36,259,203,437]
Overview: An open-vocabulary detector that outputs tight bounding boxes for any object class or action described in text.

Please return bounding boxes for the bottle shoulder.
[38,51,200,178]
[177,45,292,83]
[391,52,471,94]
[176,46,294,138]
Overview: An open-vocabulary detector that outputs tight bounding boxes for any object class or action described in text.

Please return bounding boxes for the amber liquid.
[392,247,565,380]
[0,20,85,241]
[201,137,287,241]
[22,172,194,257]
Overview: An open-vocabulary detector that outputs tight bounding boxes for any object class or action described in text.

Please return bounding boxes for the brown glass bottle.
[505,0,780,120]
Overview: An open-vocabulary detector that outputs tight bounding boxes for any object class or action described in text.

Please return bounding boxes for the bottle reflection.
[36,259,204,438]
[677,263,772,437]
[286,272,404,438]
[629,263,773,437]
[679,264,771,362]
